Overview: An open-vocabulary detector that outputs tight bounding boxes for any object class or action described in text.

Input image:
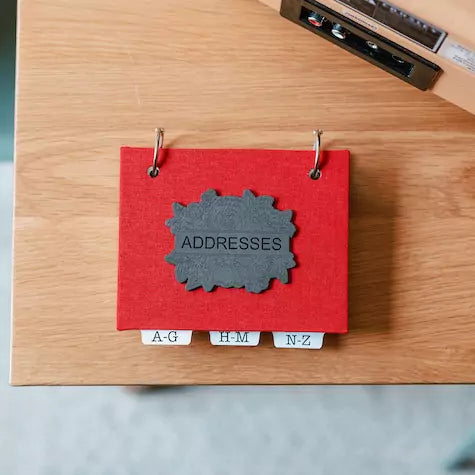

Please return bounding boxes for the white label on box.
[209,331,260,346]
[342,10,378,32]
[439,38,475,74]
[272,332,324,349]
[141,330,192,345]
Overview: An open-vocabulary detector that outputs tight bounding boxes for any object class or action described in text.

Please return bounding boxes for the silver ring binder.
[147,127,325,180]
[309,129,323,180]
[147,127,164,178]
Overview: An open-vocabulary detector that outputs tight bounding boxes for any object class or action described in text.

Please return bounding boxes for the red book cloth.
[117,147,349,332]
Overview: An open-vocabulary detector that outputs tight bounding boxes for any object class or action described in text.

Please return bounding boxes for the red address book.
[117,147,349,333]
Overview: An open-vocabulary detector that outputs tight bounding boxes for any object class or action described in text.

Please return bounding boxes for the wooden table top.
[11,0,475,385]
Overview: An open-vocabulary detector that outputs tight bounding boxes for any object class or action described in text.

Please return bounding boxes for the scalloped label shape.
[165,189,296,293]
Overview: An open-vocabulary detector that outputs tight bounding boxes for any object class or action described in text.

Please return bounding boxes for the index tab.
[272,332,324,349]
[141,330,192,346]
[209,331,260,346]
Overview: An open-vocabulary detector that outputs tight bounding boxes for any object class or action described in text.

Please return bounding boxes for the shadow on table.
[325,151,396,348]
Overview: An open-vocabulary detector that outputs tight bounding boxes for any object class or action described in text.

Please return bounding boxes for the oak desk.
[11,0,475,384]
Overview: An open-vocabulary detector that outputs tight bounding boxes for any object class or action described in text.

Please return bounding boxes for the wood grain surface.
[11,0,475,385]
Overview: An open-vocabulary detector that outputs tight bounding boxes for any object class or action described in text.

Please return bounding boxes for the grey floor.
[1,162,475,474]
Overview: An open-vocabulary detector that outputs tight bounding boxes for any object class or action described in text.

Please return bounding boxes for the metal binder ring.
[309,129,323,180]
[148,127,164,178]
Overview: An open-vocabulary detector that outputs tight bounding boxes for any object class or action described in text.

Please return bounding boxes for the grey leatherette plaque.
[165,189,296,293]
